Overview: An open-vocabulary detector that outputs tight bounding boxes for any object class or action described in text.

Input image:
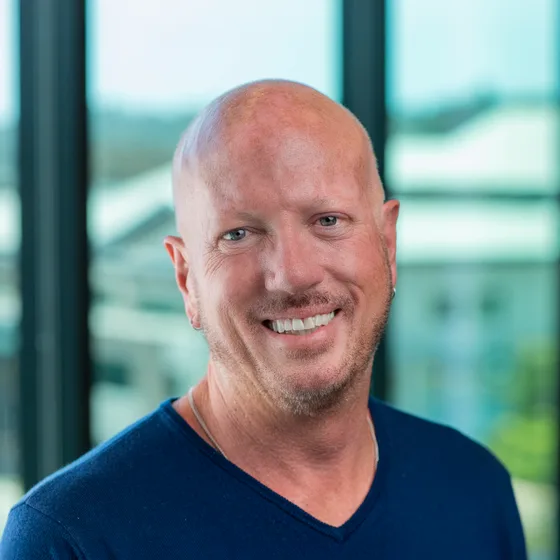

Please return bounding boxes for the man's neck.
[173,374,377,526]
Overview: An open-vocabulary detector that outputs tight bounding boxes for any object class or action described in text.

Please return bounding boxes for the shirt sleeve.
[0,502,84,560]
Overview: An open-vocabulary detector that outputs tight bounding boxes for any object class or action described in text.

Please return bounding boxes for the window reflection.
[387,0,559,557]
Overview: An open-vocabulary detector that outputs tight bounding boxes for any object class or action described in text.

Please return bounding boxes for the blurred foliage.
[489,341,557,483]
[490,411,555,483]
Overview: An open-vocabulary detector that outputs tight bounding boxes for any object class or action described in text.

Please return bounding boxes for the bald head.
[172,80,384,238]
[165,81,399,413]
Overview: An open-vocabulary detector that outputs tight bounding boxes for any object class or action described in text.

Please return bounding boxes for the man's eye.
[318,216,338,227]
[222,229,247,241]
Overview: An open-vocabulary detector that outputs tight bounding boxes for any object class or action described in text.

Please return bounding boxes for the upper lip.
[263,308,338,322]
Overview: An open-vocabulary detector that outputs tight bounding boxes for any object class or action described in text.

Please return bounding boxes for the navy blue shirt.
[1,397,527,559]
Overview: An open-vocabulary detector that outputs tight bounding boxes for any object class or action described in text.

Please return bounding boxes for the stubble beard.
[275,275,393,416]
[196,269,393,417]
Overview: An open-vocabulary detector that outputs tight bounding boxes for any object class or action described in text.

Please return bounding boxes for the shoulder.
[371,399,527,556]
[3,402,182,551]
[1,502,83,559]
[371,397,514,493]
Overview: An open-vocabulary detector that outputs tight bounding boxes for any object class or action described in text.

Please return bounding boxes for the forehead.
[199,119,371,214]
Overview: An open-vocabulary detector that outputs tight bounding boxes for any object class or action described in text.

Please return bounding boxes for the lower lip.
[262,313,340,348]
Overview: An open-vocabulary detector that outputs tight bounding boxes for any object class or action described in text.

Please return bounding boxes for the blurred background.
[0,0,558,557]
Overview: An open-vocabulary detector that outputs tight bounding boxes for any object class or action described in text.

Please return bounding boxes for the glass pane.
[389,261,557,556]
[397,199,559,263]
[87,0,342,444]
[387,1,559,557]
[0,0,22,535]
[387,0,558,195]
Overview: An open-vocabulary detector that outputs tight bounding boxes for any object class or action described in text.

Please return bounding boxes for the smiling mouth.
[263,310,339,336]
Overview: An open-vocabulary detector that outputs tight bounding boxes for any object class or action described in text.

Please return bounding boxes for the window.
[387,0,559,556]
[87,0,342,444]
[0,0,22,534]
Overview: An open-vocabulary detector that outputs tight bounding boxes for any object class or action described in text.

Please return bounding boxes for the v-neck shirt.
[1,397,527,559]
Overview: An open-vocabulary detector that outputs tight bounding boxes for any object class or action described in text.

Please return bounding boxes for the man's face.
[180,118,398,414]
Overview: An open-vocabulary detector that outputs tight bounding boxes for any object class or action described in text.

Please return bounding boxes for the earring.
[391,287,396,300]
[190,320,201,331]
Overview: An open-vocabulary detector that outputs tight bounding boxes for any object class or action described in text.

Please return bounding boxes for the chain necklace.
[187,387,380,465]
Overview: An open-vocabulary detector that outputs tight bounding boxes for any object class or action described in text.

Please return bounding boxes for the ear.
[164,235,201,329]
[381,199,400,290]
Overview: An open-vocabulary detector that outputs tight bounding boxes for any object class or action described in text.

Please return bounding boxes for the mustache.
[252,291,351,317]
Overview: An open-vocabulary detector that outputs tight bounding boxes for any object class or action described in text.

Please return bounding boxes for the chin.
[271,363,358,416]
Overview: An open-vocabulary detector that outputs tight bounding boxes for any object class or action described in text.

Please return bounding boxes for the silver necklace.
[187,387,379,465]
[188,387,229,458]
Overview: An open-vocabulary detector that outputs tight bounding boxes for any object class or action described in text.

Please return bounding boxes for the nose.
[263,233,324,294]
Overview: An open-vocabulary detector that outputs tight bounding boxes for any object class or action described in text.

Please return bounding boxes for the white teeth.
[269,312,337,334]
[292,319,305,331]
[303,317,314,329]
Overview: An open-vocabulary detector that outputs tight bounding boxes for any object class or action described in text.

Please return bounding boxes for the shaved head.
[165,79,398,416]
[172,79,384,242]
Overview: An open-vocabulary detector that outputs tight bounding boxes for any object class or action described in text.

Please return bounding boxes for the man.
[2,80,526,558]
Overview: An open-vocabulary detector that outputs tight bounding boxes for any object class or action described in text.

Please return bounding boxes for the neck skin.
[173,361,378,527]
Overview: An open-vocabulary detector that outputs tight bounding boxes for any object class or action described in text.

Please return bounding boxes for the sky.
[0,0,557,125]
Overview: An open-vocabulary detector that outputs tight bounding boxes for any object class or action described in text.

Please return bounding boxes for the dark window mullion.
[19,0,90,489]
[343,0,389,400]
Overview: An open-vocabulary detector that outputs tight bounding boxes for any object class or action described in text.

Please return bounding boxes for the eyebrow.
[307,197,339,209]
[231,198,340,219]
[299,197,344,216]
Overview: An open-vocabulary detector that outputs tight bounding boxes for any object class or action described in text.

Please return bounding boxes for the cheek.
[204,255,263,313]
[334,235,387,285]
